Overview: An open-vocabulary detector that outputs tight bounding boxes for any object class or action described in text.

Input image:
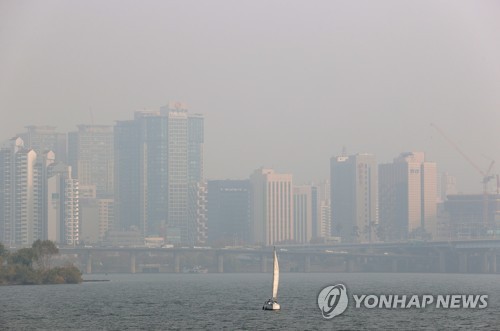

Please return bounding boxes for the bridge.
[57,239,500,274]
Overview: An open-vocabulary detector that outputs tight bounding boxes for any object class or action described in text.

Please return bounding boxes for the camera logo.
[317,284,348,319]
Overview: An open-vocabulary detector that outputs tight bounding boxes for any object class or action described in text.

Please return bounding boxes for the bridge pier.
[260,255,267,273]
[490,252,497,273]
[458,252,468,273]
[392,258,398,273]
[438,250,447,273]
[86,252,92,274]
[480,252,489,274]
[174,253,181,273]
[217,254,224,273]
[304,255,311,273]
[130,252,136,274]
[346,256,354,272]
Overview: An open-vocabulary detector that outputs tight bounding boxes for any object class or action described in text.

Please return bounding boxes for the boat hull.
[262,301,281,311]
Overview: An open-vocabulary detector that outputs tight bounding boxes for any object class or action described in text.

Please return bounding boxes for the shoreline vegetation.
[0,240,82,285]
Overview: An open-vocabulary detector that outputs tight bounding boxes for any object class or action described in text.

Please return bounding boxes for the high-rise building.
[115,110,169,236]
[33,150,56,241]
[19,126,67,162]
[68,125,114,197]
[0,138,38,246]
[114,103,203,244]
[293,185,313,244]
[0,138,60,246]
[161,104,189,243]
[207,180,250,246]
[378,152,437,241]
[47,163,79,246]
[250,168,294,246]
[189,181,207,245]
[314,180,331,240]
[0,137,79,247]
[187,113,204,182]
[330,153,378,243]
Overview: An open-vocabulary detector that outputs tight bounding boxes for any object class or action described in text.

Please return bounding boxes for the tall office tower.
[33,150,56,241]
[47,163,79,246]
[161,103,189,243]
[250,168,294,246]
[186,112,205,244]
[68,125,114,197]
[314,180,331,240]
[330,153,378,243]
[378,152,437,241]
[115,110,167,236]
[19,125,67,162]
[0,138,38,246]
[115,103,203,244]
[187,113,204,182]
[293,185,313,244]
[207,180,251,246]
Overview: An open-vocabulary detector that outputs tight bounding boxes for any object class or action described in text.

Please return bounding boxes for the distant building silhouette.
[330,153,378,243]
[443,194,500,239]
[250,168,294,245]
[293,185,314,244]
[47,162,80,246]
[438,172,458,203]
[68,125,114,197]
[0,138,38,246]
[207,180,250,246]
[19,125,67,163]
[79,185,114,245]
[0,137,79,246]
[114,103,203,244]
[378,152,437,241]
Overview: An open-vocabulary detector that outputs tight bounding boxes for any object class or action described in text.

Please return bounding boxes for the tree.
[9,248,36,267]
[32,240,59,270]
[0,242,7,264]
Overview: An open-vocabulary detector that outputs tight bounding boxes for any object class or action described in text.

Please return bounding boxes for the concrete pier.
[86,252,92,274]
[490,252,497,273]
[130,252,136,274]
[217,254,224,273]
[458,252,468,273]
[438,250,447,273]
[304,255,311,273]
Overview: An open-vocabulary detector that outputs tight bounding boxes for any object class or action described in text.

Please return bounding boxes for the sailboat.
[262,247,281,310]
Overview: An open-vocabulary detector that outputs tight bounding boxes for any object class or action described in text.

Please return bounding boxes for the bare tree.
[32,240,59,270]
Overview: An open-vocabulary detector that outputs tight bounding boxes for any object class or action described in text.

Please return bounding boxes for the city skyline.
[2,119,496,247]
[2,2,500,329]
[1,110,497,195]
[1,1,500,193]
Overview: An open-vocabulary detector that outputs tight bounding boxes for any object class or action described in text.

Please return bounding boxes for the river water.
[1,273,499,330]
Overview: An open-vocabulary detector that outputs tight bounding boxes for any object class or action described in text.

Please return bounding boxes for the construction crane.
[430,123,496,230]
[497,175,500,194]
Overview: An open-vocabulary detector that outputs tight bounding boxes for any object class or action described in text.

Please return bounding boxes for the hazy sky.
[1,0,499,193]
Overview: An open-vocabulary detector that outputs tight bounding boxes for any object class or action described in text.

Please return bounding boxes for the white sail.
[272,248,279,300]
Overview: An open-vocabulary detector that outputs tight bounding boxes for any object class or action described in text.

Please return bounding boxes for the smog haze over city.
[2,1,500,330]
[1,0,500,192]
